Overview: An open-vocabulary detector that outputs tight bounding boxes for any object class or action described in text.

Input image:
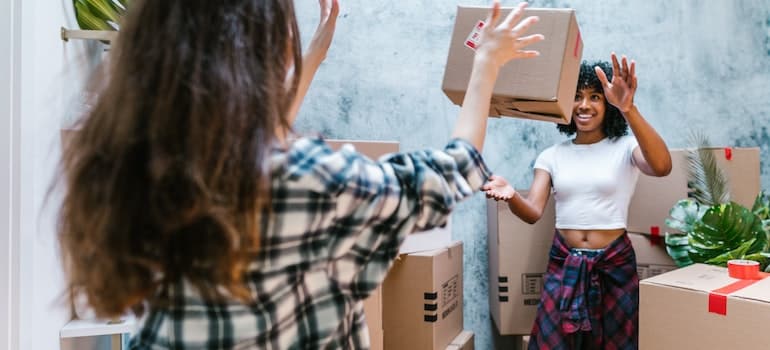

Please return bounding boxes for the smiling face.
[573,87,607,137]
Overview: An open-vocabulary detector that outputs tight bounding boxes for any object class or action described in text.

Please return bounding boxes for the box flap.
[408,240,462,257]
[642,264,737,291]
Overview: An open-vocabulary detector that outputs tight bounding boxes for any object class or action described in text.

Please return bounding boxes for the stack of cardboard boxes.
[327,139,473,350]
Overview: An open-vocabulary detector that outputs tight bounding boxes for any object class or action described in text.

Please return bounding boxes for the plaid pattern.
[128,137,491,349]
[529,232,639,350]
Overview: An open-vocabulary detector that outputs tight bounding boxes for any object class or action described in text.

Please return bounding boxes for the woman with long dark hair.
[57,0,543,348]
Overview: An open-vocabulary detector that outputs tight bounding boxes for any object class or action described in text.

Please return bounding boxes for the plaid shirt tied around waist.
[529,232,639,350]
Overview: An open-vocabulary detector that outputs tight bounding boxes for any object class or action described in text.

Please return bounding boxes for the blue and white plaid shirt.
[129,137,490,349]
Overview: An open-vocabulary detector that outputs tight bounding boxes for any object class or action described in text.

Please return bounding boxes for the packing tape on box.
[649,226,661,246]
[708,260,767,315]
[728,259,760,279]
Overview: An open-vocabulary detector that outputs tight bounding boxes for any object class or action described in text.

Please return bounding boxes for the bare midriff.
[557,228,626,249]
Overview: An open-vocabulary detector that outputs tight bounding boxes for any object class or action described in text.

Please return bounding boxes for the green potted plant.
[664,132,770,270]
[73,0,127,31]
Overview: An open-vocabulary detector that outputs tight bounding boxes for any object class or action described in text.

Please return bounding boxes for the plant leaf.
[665,199,703,233]
[688,202,766,263]
[74,1,113,31]
[686,130,730,207]
[665,233,695,267]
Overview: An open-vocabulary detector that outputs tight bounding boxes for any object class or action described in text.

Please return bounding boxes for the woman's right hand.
[475,1,544,68]
[482,175,516,201]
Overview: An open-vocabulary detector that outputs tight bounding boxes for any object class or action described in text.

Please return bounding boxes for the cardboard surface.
[443,6,582,124]
[362,287,383,350]
[487,194,555,335]
[445,330,474,350]
[383,241,464,350]
[640,264,770,349]
[325,139,452,254]
[627,233,677,280]
[628,147,761,236]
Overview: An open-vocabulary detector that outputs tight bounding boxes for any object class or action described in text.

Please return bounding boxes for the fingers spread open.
[501,2,528,29]
[595,66,610,87]
[485,0,502,29]
[611,52,621,78]
[511,16,540,39]
[516,33,544,49]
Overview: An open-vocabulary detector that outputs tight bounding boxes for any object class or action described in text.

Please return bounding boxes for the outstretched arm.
[482,169,551,224]
[285,0,340,131]
[596,53,671,177]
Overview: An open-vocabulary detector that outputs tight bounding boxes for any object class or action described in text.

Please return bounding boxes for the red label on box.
[464,20,485,51]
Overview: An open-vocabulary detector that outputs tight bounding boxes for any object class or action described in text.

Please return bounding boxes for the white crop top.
[534,135,640,230]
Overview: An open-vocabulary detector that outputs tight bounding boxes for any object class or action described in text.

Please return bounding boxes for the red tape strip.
[708,279,760,315]
[649,226,661,246]
[724,147,733,161]
[573,31,581,58]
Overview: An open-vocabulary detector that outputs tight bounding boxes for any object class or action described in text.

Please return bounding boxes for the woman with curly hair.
[56,0,543,348]
[483,54,672,349]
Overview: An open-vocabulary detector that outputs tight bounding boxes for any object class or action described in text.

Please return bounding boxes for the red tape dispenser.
[727,259,760,279]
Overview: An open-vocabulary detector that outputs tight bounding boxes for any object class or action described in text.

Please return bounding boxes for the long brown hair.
[58,0,302,318]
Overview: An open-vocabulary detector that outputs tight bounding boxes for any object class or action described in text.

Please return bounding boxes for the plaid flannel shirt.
[529,232,639,350]
[129,137,490,349]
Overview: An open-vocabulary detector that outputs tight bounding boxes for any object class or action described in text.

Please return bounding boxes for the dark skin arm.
[598,53,672,177]
[482,169,551,224]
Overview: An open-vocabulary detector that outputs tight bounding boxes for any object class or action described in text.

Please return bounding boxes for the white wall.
[1,0,21,348]
[1,0,100,349]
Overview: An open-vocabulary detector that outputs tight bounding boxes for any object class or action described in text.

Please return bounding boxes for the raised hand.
[305,0,340,66]
[595,52,637,114]
[476,1,545,68]
[482,175,516,201]
[285,0,340,131]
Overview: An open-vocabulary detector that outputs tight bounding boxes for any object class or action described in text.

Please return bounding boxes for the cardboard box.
[628,147,761,236]
[325,139,399,160]
[362,286,384,350]
[445,330,474,350]
[486,194,555,335]
[325,139,452,254]
[383,241,464,350]
[628,233,676,280]
[640,264,770,349]
[443,6,583,124]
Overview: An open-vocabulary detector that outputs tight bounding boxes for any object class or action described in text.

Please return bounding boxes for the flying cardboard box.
[443,6,582,124]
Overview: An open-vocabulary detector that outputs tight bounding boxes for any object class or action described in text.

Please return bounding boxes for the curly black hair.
[556,60,628,139]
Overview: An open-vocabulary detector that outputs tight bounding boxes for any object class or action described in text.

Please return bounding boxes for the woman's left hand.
[595,52,637,114]
[306,0,340,67]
